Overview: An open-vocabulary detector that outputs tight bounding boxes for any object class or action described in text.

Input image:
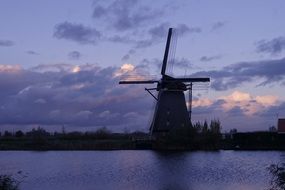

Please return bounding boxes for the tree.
[26,126,50,137]
[193,121,202,133]
[15,130,24,138]
[230,128,238,134]
[93,127,111,139]
[4,131,12,137]
[202,120,208,134]
[210,119,221,134]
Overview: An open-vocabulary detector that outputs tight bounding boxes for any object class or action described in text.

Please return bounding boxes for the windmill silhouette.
[119,28,210,137]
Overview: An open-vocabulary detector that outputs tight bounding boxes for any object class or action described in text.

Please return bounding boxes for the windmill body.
[150,85,190,135]
[119,28,210,137]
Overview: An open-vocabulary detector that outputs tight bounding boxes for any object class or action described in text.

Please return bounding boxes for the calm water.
[0,150,284,190]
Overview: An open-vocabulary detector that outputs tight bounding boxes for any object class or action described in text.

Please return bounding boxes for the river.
[0,150,284,190]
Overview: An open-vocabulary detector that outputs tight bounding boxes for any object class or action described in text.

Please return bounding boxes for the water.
[0,150,284,190]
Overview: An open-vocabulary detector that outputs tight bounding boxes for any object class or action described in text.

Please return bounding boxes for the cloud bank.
[0,63,154,131]
[192,57,285,91]
[0,60,284,132]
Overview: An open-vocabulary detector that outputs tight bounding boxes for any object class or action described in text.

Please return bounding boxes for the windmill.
[119,28,210,137]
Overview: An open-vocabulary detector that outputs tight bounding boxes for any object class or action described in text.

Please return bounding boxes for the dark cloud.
[90,1,199,49]
[108,35,133,44]
[134,23,201,49]
[200,55,221,62]
[121,49,136,61]
[256,36,285,55]
[54,1,199,52]
[148,23,200,40]
[148,22,170,40]
[0,40,14,47]
[0,63,154,131]
[192,57,285,91]
[180,25,202,34]
[256,102,285,118]
[26,50,39,55]
[68,51,81,60]
[1,62,282,132]
[54,22,101,45]
[226,106,246,117]
[211,21,226,31]
[92,0,163,31]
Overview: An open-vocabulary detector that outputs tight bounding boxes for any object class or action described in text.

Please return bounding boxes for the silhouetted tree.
[94,127,111,139]
[26,127,50,137]
[26,127,50,148]
[210,119,221,134]
[193,121,202,133]
[230,128,238,134]
[202,120,209,134]
[15,130,24,138]
[61,125,66,135]
[4,131,12,137]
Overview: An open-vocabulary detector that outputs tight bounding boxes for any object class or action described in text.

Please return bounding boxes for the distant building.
[278,119,285,133]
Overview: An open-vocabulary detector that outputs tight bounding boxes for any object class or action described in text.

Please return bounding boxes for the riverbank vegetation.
[0,174,20,190]
[267,163,285,190]
[1,120,285,150]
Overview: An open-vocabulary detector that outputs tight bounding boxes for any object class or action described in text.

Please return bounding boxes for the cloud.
[256,36,285,55]
[54,1,200,53]
[54,22,101,45]
[219,91,278,115]
[191,91,282,131]
[134,23,201,49]
[0,40,14,47]
[0,63,283,132]
[0,63,154,131]
[200,55,221,62]
[68,51,81,60]
[193,91,278,116]
[90,1,199,49]
[0,65,21,72]
[192,57,285,91]
[211,21,226,31]
[26,50,39,55]
[150,23,201,38]
[121,49,136,61]
[92,0,163,31]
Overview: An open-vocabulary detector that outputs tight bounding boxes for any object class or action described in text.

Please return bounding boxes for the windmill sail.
[161,28,173,76]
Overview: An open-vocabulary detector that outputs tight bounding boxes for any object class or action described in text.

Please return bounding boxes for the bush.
[268,163,285,190]
[0,174,20,190]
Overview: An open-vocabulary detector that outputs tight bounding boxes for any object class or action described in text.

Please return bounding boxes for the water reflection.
[153,151,191,190]
[0,151,283,190]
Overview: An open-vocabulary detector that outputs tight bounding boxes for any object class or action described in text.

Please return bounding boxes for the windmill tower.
[119,28,210,137]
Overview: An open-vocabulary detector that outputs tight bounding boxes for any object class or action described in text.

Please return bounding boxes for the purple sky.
[1,0,285,132]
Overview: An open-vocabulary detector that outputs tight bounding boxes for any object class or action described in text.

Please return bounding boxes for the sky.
[1,0,285,132]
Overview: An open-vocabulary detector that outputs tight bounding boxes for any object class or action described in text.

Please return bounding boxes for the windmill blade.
[167,29,178,75]
[161,28,173,76]
[119,80,158,84]
[166,77,210,83]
